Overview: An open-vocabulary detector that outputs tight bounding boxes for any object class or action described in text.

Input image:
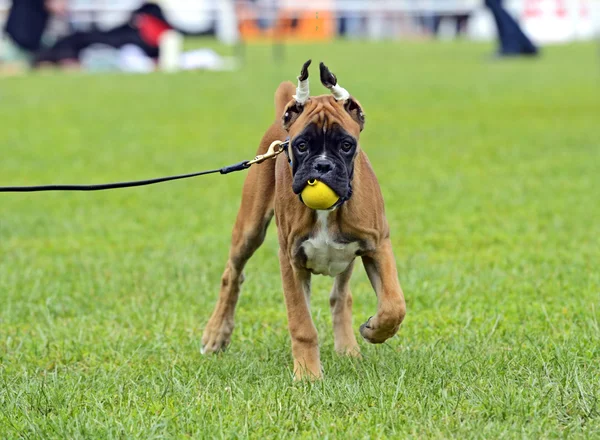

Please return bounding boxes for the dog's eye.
[296,142,307,152]
[341,141,353,153]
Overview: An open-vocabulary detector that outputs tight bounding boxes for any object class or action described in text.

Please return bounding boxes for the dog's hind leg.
[201,128,282,354]
[329,261,360,356]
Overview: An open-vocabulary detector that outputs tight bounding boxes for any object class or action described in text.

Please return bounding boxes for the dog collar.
[283,137,292,166]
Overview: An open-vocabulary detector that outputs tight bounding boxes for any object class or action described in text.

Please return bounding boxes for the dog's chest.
[301,211,360,277]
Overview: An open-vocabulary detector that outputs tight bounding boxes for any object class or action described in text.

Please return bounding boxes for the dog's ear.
[344,97,365,131]
[282,59,311,131]
[282,101,304,131]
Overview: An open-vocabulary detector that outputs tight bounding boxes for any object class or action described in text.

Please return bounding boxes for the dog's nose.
[314,159,334,174]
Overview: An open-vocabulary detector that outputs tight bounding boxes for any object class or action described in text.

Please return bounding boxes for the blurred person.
[485,0,538,57]
[420,12,470,39]
[0,0,67,73]
[33,2,173,68]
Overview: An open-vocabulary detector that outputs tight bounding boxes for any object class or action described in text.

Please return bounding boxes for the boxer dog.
[201,60,406,380]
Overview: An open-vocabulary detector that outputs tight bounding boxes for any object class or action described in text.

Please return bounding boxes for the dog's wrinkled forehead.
[288,96,361,139]
[283,60,365,136]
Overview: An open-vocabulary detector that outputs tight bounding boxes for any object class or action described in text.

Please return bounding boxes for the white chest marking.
[302,211,359,277]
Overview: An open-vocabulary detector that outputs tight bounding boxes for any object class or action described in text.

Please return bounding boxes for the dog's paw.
[201,321,233,354]
[293,362,324,381]
[334,340,362,358]
[359,316,400,344]
[337,345,362,358]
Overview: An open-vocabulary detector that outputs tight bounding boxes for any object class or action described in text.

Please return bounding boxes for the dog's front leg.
[360,239,406,344]
[279,249,322,380]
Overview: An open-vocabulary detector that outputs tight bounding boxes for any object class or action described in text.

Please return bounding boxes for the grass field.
[1,40,599,438]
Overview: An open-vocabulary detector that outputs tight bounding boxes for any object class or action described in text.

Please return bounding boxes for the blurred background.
[2,0,599,40]
[1,0,599,74]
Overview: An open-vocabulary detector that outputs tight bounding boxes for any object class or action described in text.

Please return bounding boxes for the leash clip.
[246,140,288,166]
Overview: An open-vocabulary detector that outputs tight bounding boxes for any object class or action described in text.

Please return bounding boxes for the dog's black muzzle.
[291,156,352,200]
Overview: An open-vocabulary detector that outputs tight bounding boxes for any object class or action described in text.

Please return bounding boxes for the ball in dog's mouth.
[300,179,340,210]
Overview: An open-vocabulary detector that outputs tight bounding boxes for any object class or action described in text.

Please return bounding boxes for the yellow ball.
[300,179,340,210]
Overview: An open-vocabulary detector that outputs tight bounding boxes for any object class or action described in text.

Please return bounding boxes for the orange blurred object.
[237,3,335,42]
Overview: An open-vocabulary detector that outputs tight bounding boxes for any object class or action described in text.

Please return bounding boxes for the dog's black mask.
[290,122,357,200]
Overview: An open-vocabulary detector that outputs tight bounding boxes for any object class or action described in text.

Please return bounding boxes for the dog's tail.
[274,81,296,120]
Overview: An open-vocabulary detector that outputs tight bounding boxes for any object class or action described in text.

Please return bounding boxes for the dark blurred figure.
[1,0,67,69]
[424,13,471,38]
[485,0,539,57]
[34,2,172,67]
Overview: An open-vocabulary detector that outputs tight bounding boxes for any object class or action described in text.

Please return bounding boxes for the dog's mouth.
[292,170,351,200]
[298,179,340,210]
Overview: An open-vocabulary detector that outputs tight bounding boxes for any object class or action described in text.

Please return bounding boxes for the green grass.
[1,40,599,438]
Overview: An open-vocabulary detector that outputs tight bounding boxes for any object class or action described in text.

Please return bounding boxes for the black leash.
[0,141,288,193]
[0,162,249,193]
